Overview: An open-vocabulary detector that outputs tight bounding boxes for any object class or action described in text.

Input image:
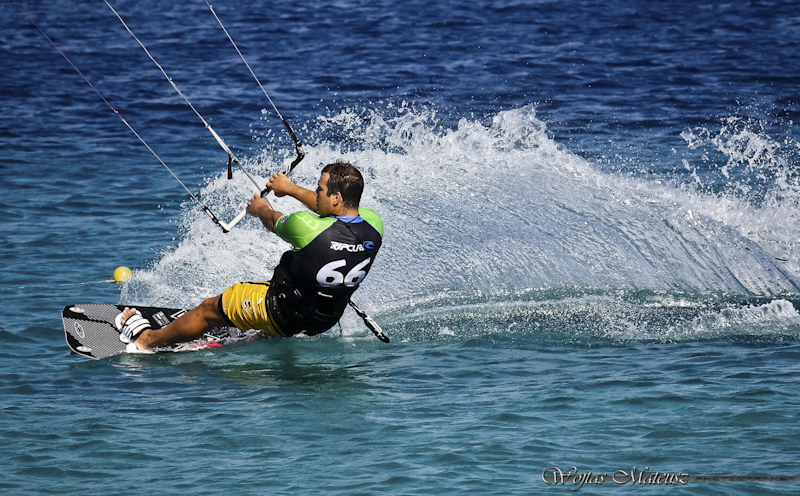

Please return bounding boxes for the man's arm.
[247,195,283,232]
[267,172,317,212]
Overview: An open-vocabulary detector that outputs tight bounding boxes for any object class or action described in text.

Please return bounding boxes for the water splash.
[680,116,800,271]
[122,104,800,341]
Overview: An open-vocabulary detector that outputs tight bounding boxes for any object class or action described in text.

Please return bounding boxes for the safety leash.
[348,300,390,343]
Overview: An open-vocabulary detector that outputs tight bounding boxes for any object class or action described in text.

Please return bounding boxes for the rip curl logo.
[330,241,374,252]
[241,299,253,314]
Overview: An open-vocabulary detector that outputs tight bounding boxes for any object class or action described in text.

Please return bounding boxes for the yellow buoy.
[113,266,133,283]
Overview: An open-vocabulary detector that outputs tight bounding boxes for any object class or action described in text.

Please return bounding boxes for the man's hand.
[266,172,317,212]
[266,172,295,198]
[247,193,270,216]
[247,194,282,232]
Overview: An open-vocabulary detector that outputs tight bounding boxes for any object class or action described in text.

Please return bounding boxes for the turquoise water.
[3,0,800,494]
[6,332,800,495]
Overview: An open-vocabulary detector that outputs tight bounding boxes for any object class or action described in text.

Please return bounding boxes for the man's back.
[268,208,383,335]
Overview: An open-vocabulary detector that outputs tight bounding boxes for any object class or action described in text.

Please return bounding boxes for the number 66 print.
[316,258,371,287]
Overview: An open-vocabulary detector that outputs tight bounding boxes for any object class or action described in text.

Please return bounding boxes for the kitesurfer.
[117,161,383,350]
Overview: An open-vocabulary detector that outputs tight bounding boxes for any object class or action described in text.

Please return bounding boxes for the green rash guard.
[267,207,383,336]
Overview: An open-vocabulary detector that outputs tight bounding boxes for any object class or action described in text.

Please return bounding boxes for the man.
[117,161,383,351]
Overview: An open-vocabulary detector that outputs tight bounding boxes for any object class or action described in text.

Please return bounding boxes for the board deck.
[62,304,240,359]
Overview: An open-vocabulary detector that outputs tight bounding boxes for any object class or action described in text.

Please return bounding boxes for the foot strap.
[115,311,152,343]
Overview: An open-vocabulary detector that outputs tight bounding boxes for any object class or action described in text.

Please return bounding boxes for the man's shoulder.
[358,207,383,237]
[282,210,327,224]
[276,211,334,242]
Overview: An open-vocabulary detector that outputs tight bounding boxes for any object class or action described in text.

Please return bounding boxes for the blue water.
[3,0,800,494]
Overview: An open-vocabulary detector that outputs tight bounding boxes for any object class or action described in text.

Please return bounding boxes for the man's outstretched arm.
[247,195,283,232]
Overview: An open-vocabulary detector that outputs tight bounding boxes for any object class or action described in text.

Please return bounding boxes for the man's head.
[316,162,364,215]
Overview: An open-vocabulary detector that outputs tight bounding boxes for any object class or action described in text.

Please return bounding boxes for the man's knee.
[198,296,225,322]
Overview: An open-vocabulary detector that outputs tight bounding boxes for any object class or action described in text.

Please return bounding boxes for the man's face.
[316,172,334,216]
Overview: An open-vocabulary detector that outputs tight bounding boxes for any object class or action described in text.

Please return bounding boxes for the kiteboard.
[62,304,244,359]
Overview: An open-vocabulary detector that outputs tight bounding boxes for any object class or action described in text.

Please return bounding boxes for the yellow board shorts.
[221,282,285,337]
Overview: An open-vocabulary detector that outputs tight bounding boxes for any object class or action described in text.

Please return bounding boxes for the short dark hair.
[321,161,364,209]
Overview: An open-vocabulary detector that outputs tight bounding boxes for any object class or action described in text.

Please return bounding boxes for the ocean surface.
[2,0,800,494]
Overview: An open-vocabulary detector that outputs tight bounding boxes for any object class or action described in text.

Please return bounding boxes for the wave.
[376,289,800,344]
[121,103,800,342]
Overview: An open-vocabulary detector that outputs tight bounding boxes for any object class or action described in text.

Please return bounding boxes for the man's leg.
[121,296,229,350]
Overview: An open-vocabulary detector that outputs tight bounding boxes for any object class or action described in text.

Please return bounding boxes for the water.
[2,0,800,494]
